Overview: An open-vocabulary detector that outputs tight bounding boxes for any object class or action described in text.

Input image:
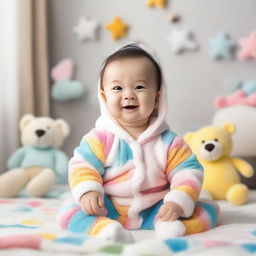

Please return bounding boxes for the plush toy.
[0,114,70,198]
[184,123,254,205]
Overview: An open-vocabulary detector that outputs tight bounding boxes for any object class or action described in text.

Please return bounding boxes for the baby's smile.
[122,105,138,110]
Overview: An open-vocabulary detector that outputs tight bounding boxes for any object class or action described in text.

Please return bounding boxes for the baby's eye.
[113,86,122,90]
[135,85,145,90]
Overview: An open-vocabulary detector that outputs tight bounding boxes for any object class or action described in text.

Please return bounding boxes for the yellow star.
[147,0,167,8]
[106,17,129,41]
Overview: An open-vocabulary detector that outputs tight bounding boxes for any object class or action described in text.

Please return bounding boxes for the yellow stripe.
[89,217,116,236]
[69,168,102,188]
[87,137,106,164]
[174,185,198,201]
[166,145,191,173]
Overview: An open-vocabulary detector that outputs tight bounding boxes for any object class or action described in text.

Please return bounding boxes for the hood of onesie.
[95,42,169,144]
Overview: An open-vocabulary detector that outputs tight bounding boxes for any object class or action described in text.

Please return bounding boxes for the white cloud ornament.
[73,16,99,41]
[167,29,198,54]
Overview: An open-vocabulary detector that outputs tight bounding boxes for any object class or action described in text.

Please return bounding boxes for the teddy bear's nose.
[205,143,215,152]
[35,129,45,137]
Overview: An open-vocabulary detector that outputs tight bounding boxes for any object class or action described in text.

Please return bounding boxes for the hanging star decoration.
[167,28,198,54]
[147,0,167,8]
[106,17,129,41]
[238,31,256,60]
[208,32,236,60]
[73,16,99,41]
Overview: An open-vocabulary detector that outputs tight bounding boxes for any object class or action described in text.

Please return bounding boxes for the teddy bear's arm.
[231,158,254,178]
[54,150,69,183]
[7,147,27,169]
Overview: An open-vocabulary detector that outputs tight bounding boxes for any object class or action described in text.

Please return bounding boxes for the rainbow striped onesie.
[57,43,218,242]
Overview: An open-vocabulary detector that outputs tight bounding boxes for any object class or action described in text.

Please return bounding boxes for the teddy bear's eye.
[202,140,205,144]
[46,126,50,130]
[214,138,218,142]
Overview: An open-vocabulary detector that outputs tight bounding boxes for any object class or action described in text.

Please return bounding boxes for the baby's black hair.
[100,43,162,91]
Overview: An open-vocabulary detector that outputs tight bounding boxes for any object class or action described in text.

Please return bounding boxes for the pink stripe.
[168,136,184,154]
[59,206,81,229]
[141,184,169,194]
[171,178,200,192]
[104,132,114,157]
[0,235,41,249]
[197,206,211,229]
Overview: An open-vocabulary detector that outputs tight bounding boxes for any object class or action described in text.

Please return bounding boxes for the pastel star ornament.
[208,33,236,60]
[73,16,99,41]
[147,0,167,8]
[106,17,129,41]
[238,31,256,60]
[167,29,198,54]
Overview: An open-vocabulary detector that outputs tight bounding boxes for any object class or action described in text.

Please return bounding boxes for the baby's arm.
[162,133,203,219]
[69,129,112,209]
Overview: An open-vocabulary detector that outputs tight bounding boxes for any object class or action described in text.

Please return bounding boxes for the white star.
[73,16,99,41]
[167,29,198,54]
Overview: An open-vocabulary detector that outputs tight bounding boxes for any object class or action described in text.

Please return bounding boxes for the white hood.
[96,42,169,145]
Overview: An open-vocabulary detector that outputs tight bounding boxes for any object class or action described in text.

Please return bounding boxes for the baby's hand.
[157,201,183,222]
[80,191,104,216]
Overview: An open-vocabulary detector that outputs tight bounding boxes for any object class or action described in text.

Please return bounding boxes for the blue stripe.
[116,140,133,167]
[140,200,163,229]
[104,195,119,220]
[161,130,176,145]
[76,140,105,175]
[197,201,218,227]
[68,209,97,233]
[171,154,203,174]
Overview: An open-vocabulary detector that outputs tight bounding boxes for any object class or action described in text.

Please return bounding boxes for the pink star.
[238,31,256,60]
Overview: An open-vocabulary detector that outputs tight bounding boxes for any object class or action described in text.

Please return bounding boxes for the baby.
[57,42,218,243]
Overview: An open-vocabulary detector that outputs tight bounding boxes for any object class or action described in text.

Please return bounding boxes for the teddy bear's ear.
[55,119,70,137]
[223,122,236,134]
[184,132,194,144]
[20,114,35,131]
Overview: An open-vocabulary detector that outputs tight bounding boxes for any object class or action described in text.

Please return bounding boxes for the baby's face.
[101,56,159,128]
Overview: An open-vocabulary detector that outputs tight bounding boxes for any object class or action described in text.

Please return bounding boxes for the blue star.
[209,32,236,60]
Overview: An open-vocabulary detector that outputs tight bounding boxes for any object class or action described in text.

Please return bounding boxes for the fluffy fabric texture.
[65,42,218,238]
[57,196,218,241]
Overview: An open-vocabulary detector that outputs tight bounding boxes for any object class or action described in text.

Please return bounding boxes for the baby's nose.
[124,91,136,100]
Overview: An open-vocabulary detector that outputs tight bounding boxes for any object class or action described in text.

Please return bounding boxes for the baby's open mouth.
[123,105,138,109]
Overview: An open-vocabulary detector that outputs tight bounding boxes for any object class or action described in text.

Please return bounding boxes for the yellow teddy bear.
[184,123,254,205]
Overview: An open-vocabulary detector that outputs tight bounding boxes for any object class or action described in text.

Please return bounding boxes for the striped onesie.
[57,43,218,242]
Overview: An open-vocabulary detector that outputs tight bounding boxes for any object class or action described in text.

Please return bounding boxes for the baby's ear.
[100,90,107,103]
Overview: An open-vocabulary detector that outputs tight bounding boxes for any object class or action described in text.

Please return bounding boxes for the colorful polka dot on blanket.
[21,219,44,225]
[14,206,33,212]
[26,200,42,207]
[100,244,124,254]
[241,243,256,253]
[0,224,37,229]
[0,199,16,204]
[251,230,256,236]
[38,232,57,240]
[54,235,86,245]
[203,240,232,248]
[164,238,189,252]
[0,234,41,249]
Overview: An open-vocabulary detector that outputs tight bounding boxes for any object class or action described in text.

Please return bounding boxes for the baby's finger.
[85,200,94,215]
[169,211,179,221]
[160,209,174,222]
[157,205,169,218]
[98,196,104,208]
[90,197,101,215]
